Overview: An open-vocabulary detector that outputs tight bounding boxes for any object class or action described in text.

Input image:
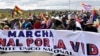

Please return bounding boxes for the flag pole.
[11,9,14,18]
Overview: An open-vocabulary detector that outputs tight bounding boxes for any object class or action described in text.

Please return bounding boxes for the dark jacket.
[67,25,81,31]
[84,26,98,32]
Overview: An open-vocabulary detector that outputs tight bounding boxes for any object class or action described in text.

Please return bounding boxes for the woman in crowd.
[67,19,82,31]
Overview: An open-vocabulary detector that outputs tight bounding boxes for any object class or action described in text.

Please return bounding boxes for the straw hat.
[85,21,93,25]
[3,25,10,30]
[0,21,5,24]
[4,25,9,28]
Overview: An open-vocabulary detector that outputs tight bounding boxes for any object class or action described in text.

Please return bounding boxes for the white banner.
[0,29,54,53]
[0,30,100,56]
[54,30,100,56]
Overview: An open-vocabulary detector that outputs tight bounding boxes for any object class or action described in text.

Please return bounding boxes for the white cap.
[41,21,46,24]
[55,16,59,20]
[4,25,9,28]
[51,16,55,19]
[55,16,61,20]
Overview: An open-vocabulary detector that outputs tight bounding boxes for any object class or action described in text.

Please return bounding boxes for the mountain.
[0,9,12,12]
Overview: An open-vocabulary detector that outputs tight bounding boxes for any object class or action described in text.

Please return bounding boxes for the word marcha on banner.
[8,30,54,38]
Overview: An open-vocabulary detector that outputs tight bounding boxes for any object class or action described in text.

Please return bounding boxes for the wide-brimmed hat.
[3,25,9,30]
[85,15,93,25]
[85,21,93,25]
[4,25,9,28]
[69,19,76,23]
[54,16,61,21]
[0,21,5,24]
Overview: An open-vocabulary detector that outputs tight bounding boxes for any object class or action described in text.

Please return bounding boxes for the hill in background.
[0,9,78,19]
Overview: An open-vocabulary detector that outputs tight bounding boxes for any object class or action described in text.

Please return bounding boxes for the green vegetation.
[0,9,47,19]
[0,9,69,19]
[0,9,100,20]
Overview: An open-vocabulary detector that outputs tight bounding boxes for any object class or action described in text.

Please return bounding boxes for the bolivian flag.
[14,6,23,15]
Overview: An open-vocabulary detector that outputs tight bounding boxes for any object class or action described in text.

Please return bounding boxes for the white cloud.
[0,0,100,10]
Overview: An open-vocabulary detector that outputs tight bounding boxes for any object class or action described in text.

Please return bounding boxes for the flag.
[88,8,99,28]
[81,2,92,12]
[11,10,14,18]
[93,8,98,21]
[93,8,99,28]
[14,6,23,15]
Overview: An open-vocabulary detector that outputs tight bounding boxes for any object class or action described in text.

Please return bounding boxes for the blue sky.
[0,0,100,10]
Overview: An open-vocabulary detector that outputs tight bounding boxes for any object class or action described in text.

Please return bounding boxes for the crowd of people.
[0,11,99,33]
[0,11,99,56]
